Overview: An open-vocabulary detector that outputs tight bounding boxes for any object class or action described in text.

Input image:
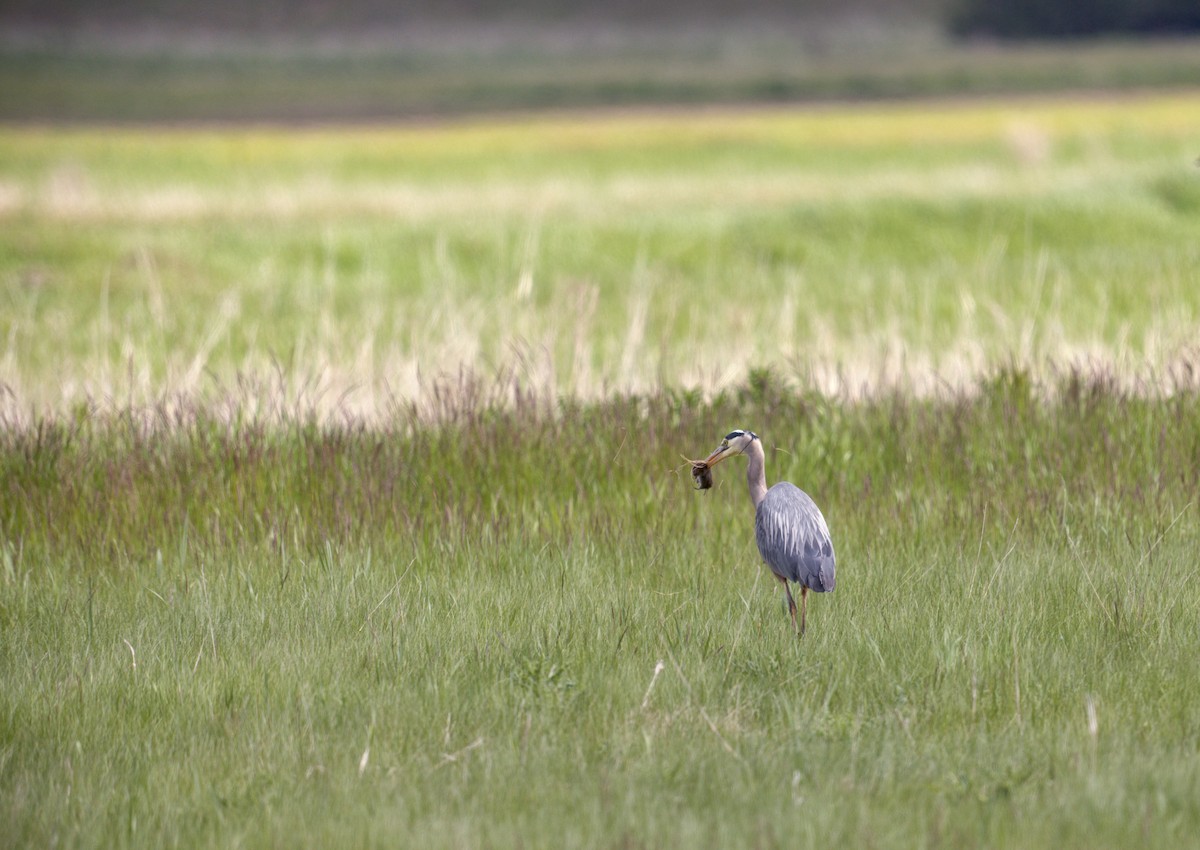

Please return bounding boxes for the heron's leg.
[799,586,808,637]
[779,576,798,634]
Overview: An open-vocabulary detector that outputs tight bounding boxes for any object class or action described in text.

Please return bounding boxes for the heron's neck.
[746,439,768,509]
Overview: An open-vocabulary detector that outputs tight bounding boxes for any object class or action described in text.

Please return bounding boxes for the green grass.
[3,372,1200,848]
[2,93,1200,419]
[3,90,1200,847]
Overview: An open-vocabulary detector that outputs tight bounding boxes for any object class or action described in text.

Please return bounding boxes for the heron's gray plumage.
[698,428,837,635]
[755,482,836,593]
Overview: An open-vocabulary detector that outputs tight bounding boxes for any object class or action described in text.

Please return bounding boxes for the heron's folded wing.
[755,482,836,592]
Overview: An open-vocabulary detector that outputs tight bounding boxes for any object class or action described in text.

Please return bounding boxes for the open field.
[3,372,1200,848]
[2,93,1200,419]
[2,91,1200,847]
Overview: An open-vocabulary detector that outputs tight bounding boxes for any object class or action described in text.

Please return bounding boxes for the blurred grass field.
[4,34,1200,122]
[2,93,1199,419]
[3,87,1200,849]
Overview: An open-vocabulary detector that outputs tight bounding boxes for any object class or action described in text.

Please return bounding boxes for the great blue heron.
[697,430,836,636]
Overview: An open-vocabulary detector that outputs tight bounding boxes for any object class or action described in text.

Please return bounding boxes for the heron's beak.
[703,444,738,467]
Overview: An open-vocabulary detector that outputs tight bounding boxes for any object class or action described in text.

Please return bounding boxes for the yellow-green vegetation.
[2,93,1199,418]
[3,93,1200,848]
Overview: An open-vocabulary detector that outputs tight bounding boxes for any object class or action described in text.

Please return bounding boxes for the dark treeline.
[950,0,1200,38]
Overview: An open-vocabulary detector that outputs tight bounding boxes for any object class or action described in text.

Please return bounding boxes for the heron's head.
[703,429,758,467]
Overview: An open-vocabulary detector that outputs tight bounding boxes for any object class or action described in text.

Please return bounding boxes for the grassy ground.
[2,89,1200,847]
[2,93,1199,419]
[2,372,1200,848]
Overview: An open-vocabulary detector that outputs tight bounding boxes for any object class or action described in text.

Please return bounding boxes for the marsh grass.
[3,368,1200,848]
[3,94,1200,419]
[3,92,1200,848]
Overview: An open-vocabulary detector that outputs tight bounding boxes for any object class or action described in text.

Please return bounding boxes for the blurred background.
[3,0,1200,122]
[3,0,1199,417]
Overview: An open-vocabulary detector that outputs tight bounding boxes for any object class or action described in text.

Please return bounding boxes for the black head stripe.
[724,429,745,441]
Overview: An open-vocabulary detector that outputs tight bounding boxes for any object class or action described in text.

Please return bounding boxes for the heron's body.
[755,482,836,594]
[702,429,836,635]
